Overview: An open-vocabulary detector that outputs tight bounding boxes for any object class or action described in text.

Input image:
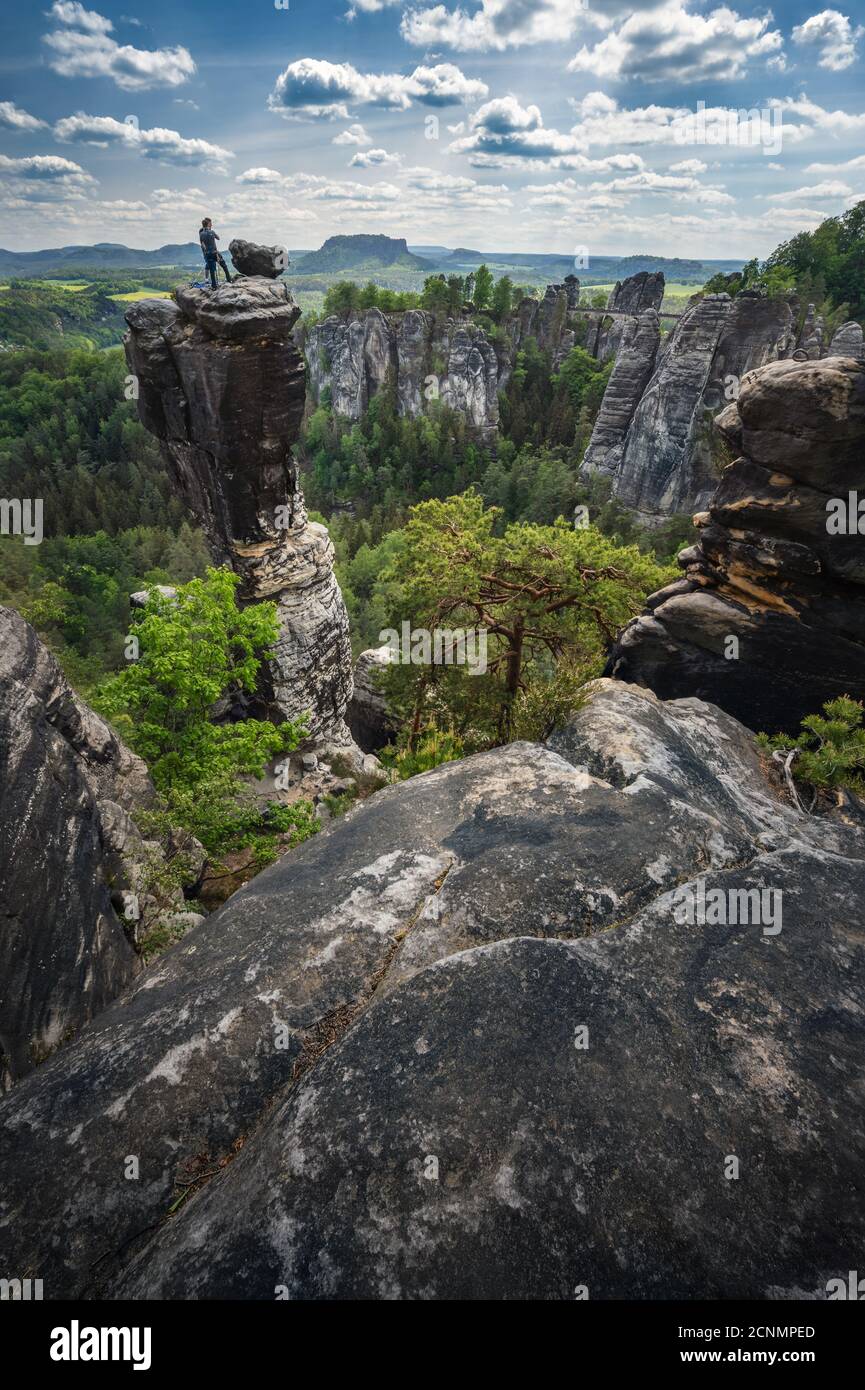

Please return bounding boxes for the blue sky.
[1,0,864,258]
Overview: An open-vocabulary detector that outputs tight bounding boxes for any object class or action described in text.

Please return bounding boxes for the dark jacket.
[199,226,218,258]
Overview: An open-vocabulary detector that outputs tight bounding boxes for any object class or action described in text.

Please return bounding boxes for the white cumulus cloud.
[349,147,402,167]
[267,58,488,119]
[333,123,371,146]
[0,102,48,131]
[567,4,783,82]
[44,2,196,90]
[53,113,233,171]
[792,10,863,71]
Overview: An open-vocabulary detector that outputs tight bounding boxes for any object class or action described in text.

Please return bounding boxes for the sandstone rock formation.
[0,608,146,1088]
[2,679,864,1299]
[829,320,865,360]
[798,302,825,358]
[507,276,582,370]
[0,608,210,1091]
[582,289,797,519]
[304,306,501,440]
[607,354,865,733]
[302,271,667,438]
[227,238,286,279]
[584,270,665,362]
[347,645,396,751]
[578,309,660,477]
[124,277,354,745]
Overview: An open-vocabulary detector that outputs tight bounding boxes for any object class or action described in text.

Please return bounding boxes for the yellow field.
[109,289,173,302]
[34,279,92,292]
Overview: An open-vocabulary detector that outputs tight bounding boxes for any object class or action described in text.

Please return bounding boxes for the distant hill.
[407,244,452,258]
[0,237,745,291]
[295,235,432,274]
[0,242,202,276]
[613,254,721,278]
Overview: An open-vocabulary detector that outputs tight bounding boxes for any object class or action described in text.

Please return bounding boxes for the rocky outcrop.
[0,608,146,1088]
[829,320,865,360]
[2,679,863,1298]
[302,272,671,437]
[607,354,865,733]
[508,278,578,369]
[584,270,665,362]
[124,276,354,745]
[582,290,796,519]
[0,607,210,1090]
[798,302,825,358]
[304,307,500,441]
[227,238,286,279]
[347,645,396,751]
[579,310,661,476]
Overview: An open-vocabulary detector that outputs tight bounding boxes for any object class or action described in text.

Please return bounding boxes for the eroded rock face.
[0,607,145,1089]
[302,272,674,440]
[583,291,796,520]
[592,271,666,363]
[304,308,501,440]
[607,355,865,733]
[581,309,661,476]
[829,320,865,361]
[2,680,863,1298]
[124,279,353,743]
[347,645,396,751]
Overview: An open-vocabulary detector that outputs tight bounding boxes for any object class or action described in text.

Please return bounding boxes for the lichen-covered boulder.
[2,681,863,1299]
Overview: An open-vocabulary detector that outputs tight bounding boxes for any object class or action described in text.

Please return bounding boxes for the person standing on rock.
[199,218,233,288]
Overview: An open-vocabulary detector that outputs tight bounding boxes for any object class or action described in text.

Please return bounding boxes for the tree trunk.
[500,618,524,741]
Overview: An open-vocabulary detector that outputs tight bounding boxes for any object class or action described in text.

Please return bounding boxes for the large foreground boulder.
[1,680,863,1298]
[607,355,865,733]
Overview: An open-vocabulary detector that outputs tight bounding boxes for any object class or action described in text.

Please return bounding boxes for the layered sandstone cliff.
[583,269,665,363]
[124,269,354,746]
[303,273,596,437]
[0,608,205,1089]
[582,289,796,519]
[606,354,865,733]
[304,305,501,440]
